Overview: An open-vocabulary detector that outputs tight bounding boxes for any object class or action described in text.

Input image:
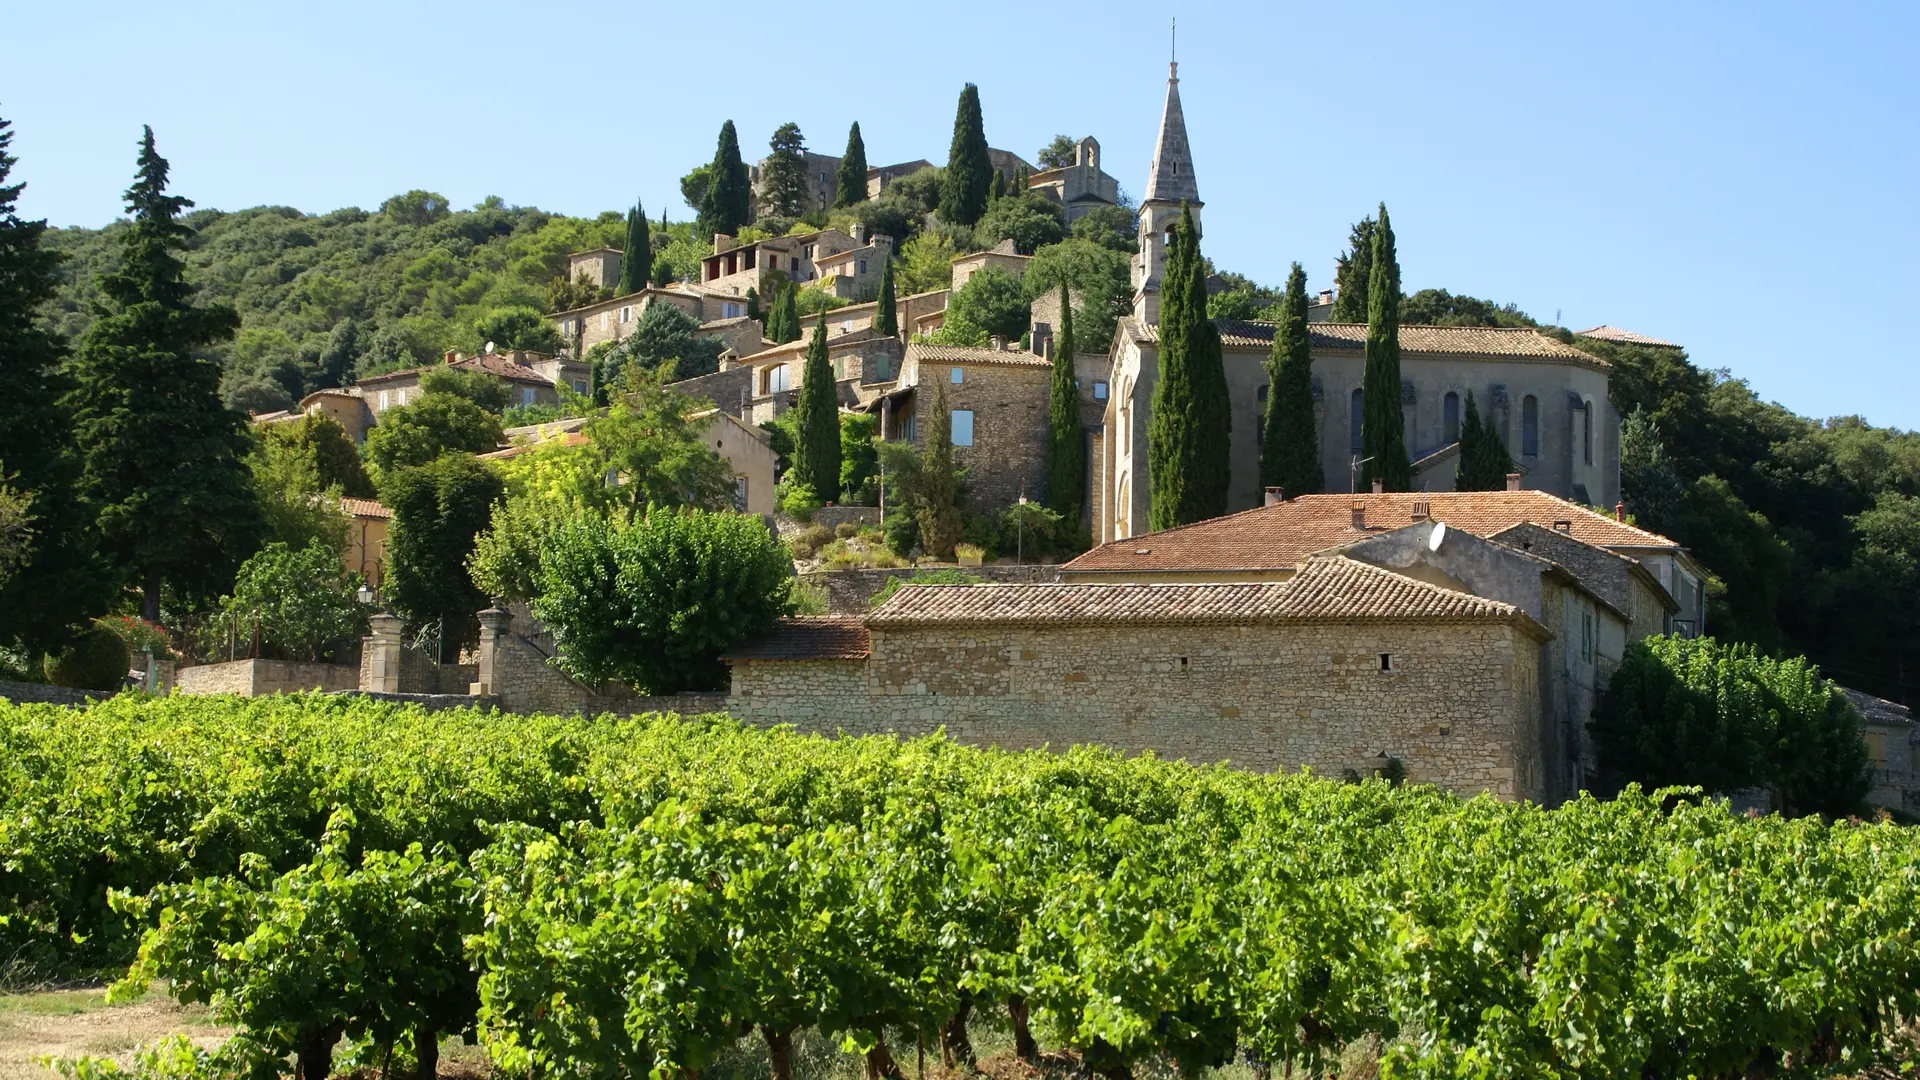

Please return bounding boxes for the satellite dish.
[1428,522,1448,551]
[484,341,496,354]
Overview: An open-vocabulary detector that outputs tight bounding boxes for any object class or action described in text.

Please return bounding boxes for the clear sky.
[8,1,1916,428]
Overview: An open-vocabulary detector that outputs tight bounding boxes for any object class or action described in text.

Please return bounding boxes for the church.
[1098,62,1621,544]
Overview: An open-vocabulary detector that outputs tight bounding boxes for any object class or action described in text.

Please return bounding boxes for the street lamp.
[356,583,376,608]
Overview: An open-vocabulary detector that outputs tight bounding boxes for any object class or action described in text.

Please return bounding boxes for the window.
[521,387,536,406]
[1582,612,1594,663]
[572,380,588,395]
[951,410,975,446]
[841,319,853,334]
[601,312,610,330]
[379,390,390,410]
[857,259,867,275]
[875,355,892,381]
[791,256,799,273]
[901,413,916,442]
[1093,380,1108,400]
[722,301,742,319]
[1582,401,1593,464]
[1521,395,1540,456]
[805,245,815,259]
[1379,653,1393,672]
[950,367,964,384]
[1256,384,1267,447]
[766,365,791,394]
[1443,392,1461,443]
[620,306,632,323]
[1350,388,1364,452]
[732,476,749,512]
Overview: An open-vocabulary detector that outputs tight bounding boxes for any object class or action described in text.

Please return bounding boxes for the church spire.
[1142,58,1199,207]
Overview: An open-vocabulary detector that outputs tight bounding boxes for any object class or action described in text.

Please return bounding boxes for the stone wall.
[0,679,108,706]
[946,362,1051,509]
[332,691,503,713]
[176,659,361,697]
[727,619,1546,801]
[775,506,882,539]
[670,365,757,417]
[473,607,728,717]
[801,563,1064,614]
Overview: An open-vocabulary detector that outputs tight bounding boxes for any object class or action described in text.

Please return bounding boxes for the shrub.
[47,626,129,691]
[835,522,860,539]
[790,541,813,561]
[797,525,834,551]
[213,541,372,662]
[882,509,918,556]
[780,482,821,522]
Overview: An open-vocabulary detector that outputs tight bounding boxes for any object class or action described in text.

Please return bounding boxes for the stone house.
[567,247,625,289]
[1846,688,1917,817]
[700,227,860,295]
[887,342,1056,508]
[1025,137,1120,223]
[751,150,847,216]
[283,351,591,445]
[865,159,934,198]
[738,329,905,425]
[342,496,390,591]
[723,554,1552,801]
[483,409,778,516]
[950,239,1031,291]
[772,288,951,343]
[550,281,757,356]
[813,225,894,299]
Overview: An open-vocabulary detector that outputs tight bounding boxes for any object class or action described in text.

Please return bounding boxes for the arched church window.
[1522,395,1540,457]
[1350,389,1364,453]
[1582,400,1593,464]
[1443,392,1461,443]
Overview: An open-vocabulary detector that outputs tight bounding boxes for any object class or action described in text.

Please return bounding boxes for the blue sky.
[8,0,1916,428]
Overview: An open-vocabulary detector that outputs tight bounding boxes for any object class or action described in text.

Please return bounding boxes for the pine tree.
[1360,203,1410,491]
[617,200,650,295]
[1045,281,1086,522]
[1260,263,1322,497]
[67,127,261,620]
[696,120,752,240]
[915,380,963,558]
[792,314,841,500]
[835,122,869,208]
[875,258,898,338]
[759,122,809,219]
[0,115,111,652]
[989,169,1007,202]
[1454,392,1513,491]
[940,84,993,227]
[1330,217,1374,322]
[1147,204,1232,529]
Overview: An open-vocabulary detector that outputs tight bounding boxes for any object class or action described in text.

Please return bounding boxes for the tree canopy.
[940,85,993,227]
[759,123,809,220]
[835,123,869,209]
[696,120,752,241]
[937,266,1028,346]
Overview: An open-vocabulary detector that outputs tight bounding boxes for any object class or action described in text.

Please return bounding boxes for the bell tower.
[1132,57,1202,325]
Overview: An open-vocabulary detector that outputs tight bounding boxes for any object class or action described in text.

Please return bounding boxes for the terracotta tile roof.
[868,556,1526,628]
[451,354,554,384]
[742,327,884,366]
[698,315,755,330]
[723,617,872,661]
[478,431,589,460]
[1575,325,1681,348]
[1064,492,1680,575]
[906,343,1053,368]
[339,497,392,520]
[1138,320,1602,362]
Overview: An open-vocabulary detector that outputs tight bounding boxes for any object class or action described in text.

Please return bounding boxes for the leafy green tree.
[937,266,1028,346]
[1329,216,1373,322]
[1399,288,1534,328]
[1454,393,1512,491]
[911,383,964,558]
[680,163,714,214]
[0,474,30,588]
[0,114,109,652]
[1146,205,1231,529]
[746,287,761,324]
[471,305,563,354]
[1026,239,1131,354]
[66,127,259,621]
[840,413,880,505]
[380,190,451,226]
[697,121,752,240]
[895,233,958,296]
[598,302,726,384]
[534,508,795,692]
[1260,264,1321,497]
[975,192,1065,255]
[217,541,370,660]
[1360,203,1410,491]
[836,122,870,208]
[250,428,349,555]
[1046,283,1085,522]
[792,315,843,501]
[1619,407,1686,531]
[591,376,736,515]
[1069,205,1137,254]
[418,364,512,413]
[264,413,371,498]
[365,392,504,477]
[940,85,993,227]
[382,454,503,660]
[617,200,651,295]
[760,123,810,219]
[1037,135,1077,169]
[875,259,898,338]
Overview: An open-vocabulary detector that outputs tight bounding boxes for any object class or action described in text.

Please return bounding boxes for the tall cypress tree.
[617,200,650,295]
[1147,204,1232,530]
[745,287,761,324]
[792,313,841,500]
[875,258,898,338]
[1454,392,1513,490]
[0,115,110,652]
[696,120,752,240]
[1260,263,1322,497]
[767,284,800,344]
[1360,203,1410,491]
[940,84,992,227]
[1330,217,1374,322]
[1045,281,1085,521]
[835,122,869,208]
[915,380,963,558]
[67,127,260,620]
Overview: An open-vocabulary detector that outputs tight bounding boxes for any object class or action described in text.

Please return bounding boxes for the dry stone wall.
[727,619,1546,800]
[176,660,361,696]
[802,564,1064,614]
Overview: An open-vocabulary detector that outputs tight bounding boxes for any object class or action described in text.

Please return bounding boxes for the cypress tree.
[745,287,760,324]
[875,258,898,338]
[792,313,841,500]
[67,127,261,621]
[1330,217,1374,322]
[1260,263,1322,497]
[1360,203,1410,491]
[696,120,752,240]
[940,84,992,227]
[617,200,650,295]
[767,284,801,344]
[1045,281,1085,521]
[835,122,869,208]
[0,114,111,652]
[915,380,963,558]
[989,169,1006,202]
[1147,204,1232,529]
[1454,392,1513,490]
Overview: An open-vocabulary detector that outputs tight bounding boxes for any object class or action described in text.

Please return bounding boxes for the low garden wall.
[774,506,882,539]
[473,607,729,717]
[176,659,361,697]
[0,679,111,706]
[801,563,1065,614]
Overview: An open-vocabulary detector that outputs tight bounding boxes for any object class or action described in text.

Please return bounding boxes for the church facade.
[1099,63,1621,543]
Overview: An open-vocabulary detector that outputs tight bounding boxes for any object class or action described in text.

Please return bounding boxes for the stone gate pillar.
[474,607,509,696]
[363,613,405,693]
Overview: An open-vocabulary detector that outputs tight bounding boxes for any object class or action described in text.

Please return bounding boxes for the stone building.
[723,555,1552,801]
[1846,688,1918,817]
[888,342,1056,508]
[280,351,590,445]
[950,239,1031,291]
[750,150,846,216]
[1098,61,1624,539]
[1025,137,1120,223]
[700,227,863,295]
[813,225,894,300]
[550,280,757,357]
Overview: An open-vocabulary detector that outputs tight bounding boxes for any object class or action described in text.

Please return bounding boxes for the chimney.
[1318,289,1333,305]
[1505,472,1522,491]
[1264,486,1285,506]
[850,222,868,244]
[990,335,1004,351]
[1351,500,1366,529]
[1371,479,1384,495]
[1032,321,1052,359]
[1410,501,1430,522]
[1616,501,1626,522]
[1553,519,1573,533]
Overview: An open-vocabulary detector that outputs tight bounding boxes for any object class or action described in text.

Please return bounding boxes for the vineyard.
[4,695,1920,1080]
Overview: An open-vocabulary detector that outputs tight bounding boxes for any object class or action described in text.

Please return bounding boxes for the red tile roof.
[723,617,872,661]
[1065,491,1679,575]
[906,343,1054,368]
[867,556,1526,628]
[1575,325,1681,348]
[1139,320,1602,363]
[450,354,553,384]
[478,431,589,460]
[339,497,391,520]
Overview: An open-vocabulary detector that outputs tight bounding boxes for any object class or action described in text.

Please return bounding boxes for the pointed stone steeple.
[1142,61,1200,208]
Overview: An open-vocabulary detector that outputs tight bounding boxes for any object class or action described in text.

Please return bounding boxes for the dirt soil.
[0,987,226,1080]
